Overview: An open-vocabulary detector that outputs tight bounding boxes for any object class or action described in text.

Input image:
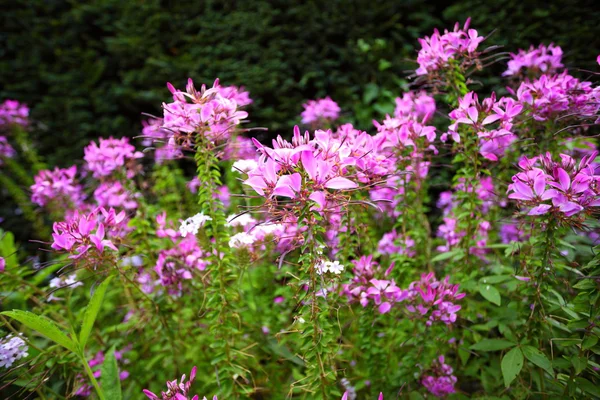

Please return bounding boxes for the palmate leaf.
[79,275,114,349]
[1,310,77,353]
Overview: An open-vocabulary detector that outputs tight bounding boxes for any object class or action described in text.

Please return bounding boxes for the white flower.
[326,260,344,275]
[229,232,256,248]
[49,273,83,290]
[231,159,258,173]
[226,213,256,228]
[297,317,306,324]
[179,213,212,237]
[315,260,344,275]
[315,261,328,275]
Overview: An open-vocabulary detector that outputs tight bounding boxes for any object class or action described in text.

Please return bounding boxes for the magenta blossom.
[503,43,563,77]
[0,136,16,165]
[31,166,84,209]
[301,97,341,125]
[84,137,143,179]
[143,366,217,400]
[0,100,29,127]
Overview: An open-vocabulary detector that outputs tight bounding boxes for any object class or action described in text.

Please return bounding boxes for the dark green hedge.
[1,0,599,165]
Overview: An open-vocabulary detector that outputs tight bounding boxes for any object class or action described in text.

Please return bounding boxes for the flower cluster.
[31,166,85,208]
[93,181,138,210]
[138,213,210,296]
[141,118,182,164]
[421,356,457,397]
[244,126,385,214]
[394,91,436,122]
[504,43,563,77]
[415,18,484,76]
[51,207,127,261]
[84,137,143,179]
[445,92,523,161]
[507,151,600,218]
[315,259,345,275]
[143,366,216,400]
[179,213,213,237]
[342,256,401,314]
[301,97,341,125]
[162,78,249,144]
[0,136,16,165]
[515,71,600,123]
[0,256,5,272]
[377,230,415,257]
[0,334,28,369]
[403,273,465,326]
[0,99,29,127]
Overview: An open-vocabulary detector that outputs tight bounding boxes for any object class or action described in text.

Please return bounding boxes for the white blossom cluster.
[179,213,213,237]
[315,260,345,275]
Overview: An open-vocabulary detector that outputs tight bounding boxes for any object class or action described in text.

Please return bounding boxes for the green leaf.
[522,345,554,376]
[80,276,113,349]
[576,377,600,397]
[582,336,598,350]
[1,310,76,353]
[470,339,516,352]
[100,347,122,400]
[571,355,587,375]
[479,284,501,306]
[501,347,524,387]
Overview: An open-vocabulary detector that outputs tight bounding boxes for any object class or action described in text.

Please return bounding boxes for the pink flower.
[504,43,563,77]
[0,100,29,127]
[84,137,143,179]
[31,166,84,209]
[0,136,16,165]
[301,97,341,125]
[0,257,5,272]
[415,18,484,76]
[143,366,213,400]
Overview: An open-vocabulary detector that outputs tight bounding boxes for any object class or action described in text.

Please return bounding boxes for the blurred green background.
[2,0,600,166]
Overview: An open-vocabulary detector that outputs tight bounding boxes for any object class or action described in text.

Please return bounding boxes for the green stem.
[80,354,105,400]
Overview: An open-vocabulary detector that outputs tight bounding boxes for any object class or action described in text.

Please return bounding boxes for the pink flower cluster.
[244,126,386,212]
[445,92,522,161]
[436,177,497,257]
[31,166,84,208]
[504,43,563,77]
[0,99,29,127]
[162,78,249,143]
[394,91,436,122]
[93,181,138,210]
[141,118,182,164]
[377,230,415,257]
[84,137,143,179]
[402,273,465,326]
[75,349,130,397]
[138,212,209,296]
[342,257,464,321]
[415,18,484,76]
[507,152,600,217]
[51,207,128,261]
[515,71,600,123]
[301,97,341,125]
[143,366,216,400]
[0,136,16,165]
[421,356,457,397]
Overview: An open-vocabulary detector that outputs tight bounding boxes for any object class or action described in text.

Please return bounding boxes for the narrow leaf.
[100,347,122,400]
[470,339,516,352]
[1,310,76,353]
[80,276,113,349]
[502,347,524,387]
[522,345,554,375]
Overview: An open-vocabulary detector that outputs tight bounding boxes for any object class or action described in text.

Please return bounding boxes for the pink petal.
[325,177,358,190]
